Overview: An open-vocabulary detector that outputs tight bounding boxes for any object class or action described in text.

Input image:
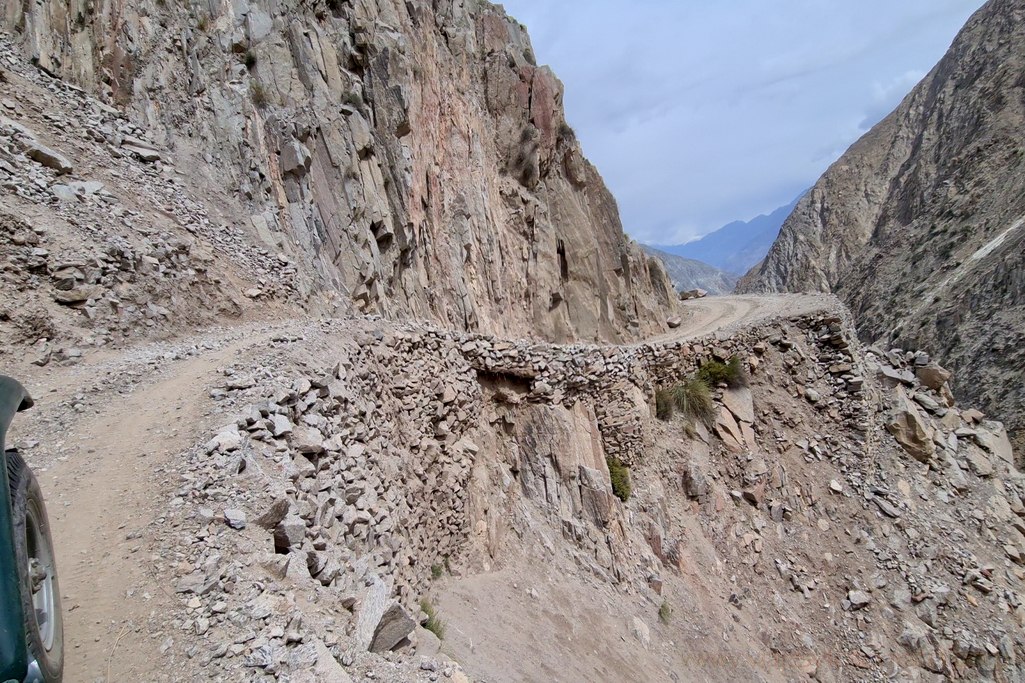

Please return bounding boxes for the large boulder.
[916,363,952,391]
[369,604,415,652]
[886,387,935,463]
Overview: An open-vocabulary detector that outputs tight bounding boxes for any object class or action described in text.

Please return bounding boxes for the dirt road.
[647,293,838,343]
[7,321,302,681]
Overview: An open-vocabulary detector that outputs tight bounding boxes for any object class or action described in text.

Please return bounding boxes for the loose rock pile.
[0,36,298,355]
[634,316,1025,679]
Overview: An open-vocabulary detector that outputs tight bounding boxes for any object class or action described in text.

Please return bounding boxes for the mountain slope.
[1,0,674,343]
[738,0,1025,451]
[656,196,800,275]
[640,245,737,295]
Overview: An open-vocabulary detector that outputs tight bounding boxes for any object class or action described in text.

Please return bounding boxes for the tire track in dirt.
[17,325,290,681]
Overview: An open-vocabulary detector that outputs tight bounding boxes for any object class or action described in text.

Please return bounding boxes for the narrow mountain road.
[6,321,305,681]
[2,293,838,680]
[646,293,839,343]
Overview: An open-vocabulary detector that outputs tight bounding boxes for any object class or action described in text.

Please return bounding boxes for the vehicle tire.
[7,449,64,682]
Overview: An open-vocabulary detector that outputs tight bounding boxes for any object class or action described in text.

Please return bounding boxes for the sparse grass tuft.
[655,388,675,421]
[342,91,362,109]
[431,563,444,580]
[671,377,715,426]
[196,13,210,31]
[697,355,748,388]
[659,601,672,625]
[607,456,631,502]
[251,82,269,108]
[421,599,446,639]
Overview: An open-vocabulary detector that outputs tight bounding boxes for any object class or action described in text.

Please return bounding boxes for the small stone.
[270,414,293,438]
[847,590,871,610]
[51,184,77,201]
[965,451,993,478]
[292,426,325,454]
[255,498,290,529]
[630,616,650,649]
[25,141,73,174]
[274,514,307,551]
[224,508,247,530]
[206,430,242,454]
[916,363,951,390]
[874,497,902,519]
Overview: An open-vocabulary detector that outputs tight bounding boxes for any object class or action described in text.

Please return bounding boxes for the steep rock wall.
[738,0,1025,449]
[1,0,672,342]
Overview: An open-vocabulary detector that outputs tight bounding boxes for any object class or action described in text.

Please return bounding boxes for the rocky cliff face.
[738,0,1025,451]
[1,0,672,342]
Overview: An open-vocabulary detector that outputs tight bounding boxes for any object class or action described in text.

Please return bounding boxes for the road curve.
[645,293,842,344]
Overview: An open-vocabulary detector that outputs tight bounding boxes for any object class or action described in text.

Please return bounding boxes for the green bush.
[251,82,269,108]
[341,91,362,108]
[696,356,748,388]
[430,563,444,580]
[659,601,672,625]
[420,599,445,639]
[671,377,715,426]
[607,456,631,502]
[655,388,675,421]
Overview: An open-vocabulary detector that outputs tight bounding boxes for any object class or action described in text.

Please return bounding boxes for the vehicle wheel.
[7,449,64,682]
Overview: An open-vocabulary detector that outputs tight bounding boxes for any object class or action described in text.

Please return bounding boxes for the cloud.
[499,0,986,245]
[858,70,927,130]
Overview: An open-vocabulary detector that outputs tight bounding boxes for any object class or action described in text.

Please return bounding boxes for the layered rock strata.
[1,0,673,342]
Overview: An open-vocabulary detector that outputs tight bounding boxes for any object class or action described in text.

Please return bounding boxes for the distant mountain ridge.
[654,196,802,275]
[640,246,737,295]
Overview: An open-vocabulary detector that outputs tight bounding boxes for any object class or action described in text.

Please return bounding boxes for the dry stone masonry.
[1,0,1023,680]
[159,301,1022,680]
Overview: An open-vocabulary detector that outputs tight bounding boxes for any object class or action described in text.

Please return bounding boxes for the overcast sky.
[498,0,988,244]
